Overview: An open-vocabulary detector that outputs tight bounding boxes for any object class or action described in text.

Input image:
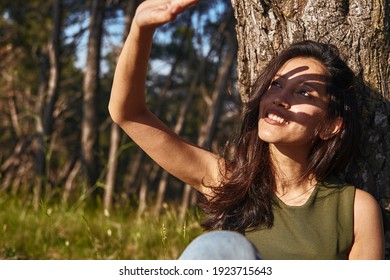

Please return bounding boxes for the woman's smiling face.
[258,57,331,149]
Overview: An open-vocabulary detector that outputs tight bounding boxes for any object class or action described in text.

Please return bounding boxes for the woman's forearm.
[108,24,154,123]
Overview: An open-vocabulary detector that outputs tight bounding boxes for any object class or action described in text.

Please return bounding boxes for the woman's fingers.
[170,0,198,15]
[135,0,198,29]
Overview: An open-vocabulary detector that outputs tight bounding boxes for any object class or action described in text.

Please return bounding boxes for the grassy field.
[0,194,203,260]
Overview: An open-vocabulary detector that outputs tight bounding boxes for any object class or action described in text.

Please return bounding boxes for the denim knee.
[179,230,261,260]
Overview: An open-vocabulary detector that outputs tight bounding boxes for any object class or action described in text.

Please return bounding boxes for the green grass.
[0,194,203,260]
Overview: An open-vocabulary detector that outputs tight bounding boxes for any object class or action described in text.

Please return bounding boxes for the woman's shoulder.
[354,187,377,202]
[353,188,382,220]
[350,188,385,259]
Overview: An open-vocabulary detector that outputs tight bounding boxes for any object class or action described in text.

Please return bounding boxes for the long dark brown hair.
[199,40,360,231]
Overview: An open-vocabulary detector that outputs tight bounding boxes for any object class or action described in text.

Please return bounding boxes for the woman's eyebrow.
[273,74,284,81]
[301,80,326,92]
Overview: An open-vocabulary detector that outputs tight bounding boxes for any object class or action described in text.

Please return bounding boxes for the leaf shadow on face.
[259,66,332,127]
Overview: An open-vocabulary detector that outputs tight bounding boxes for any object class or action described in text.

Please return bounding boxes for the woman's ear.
[320,117,343,140]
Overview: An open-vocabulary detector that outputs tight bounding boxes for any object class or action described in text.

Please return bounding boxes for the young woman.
[108,0,384,259]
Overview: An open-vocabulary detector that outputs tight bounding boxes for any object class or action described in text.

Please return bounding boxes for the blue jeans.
[179,230,262,260]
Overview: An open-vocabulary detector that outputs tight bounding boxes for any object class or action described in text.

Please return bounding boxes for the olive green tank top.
[245,177,355,260]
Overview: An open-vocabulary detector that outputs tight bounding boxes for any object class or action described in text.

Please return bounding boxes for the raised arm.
[108,0,220,195]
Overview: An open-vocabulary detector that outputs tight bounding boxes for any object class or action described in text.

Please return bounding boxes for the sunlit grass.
[0,194,203,260]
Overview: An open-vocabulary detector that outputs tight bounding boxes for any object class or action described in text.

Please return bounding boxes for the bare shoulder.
[349,188,385,259]
[354,189,381,215]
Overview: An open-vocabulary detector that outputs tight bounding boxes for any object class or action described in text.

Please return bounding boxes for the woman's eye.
[271,81,281,88]
[296,89,310,97]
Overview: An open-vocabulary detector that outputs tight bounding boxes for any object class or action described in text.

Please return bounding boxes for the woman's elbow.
[108,101,125,125]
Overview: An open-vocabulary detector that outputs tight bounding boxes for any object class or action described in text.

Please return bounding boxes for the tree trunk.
[43,0,62,196]
[33,8,62,207]
[81,0,105,189]
[104,122,121,210]
[122,148,145,196]
[103,0,139,211]
[62,160,82,205]
[154,170,170,216]
[137,175,148,217]
[44,0,61,138]
[6,75,22,137]
[33,61,47,210]
[231,0,390,258]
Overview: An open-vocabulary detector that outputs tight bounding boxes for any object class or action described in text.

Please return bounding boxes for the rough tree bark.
[231,0,390,258]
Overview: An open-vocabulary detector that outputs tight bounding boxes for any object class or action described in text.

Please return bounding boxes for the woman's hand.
[134,0,198,31]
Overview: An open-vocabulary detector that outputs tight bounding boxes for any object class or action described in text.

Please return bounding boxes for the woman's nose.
[273,97,291,109]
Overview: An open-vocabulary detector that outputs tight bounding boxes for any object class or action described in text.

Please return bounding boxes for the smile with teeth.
[267,113,289,124]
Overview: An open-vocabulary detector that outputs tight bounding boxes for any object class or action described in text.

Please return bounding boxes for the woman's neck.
[269,144,317,206]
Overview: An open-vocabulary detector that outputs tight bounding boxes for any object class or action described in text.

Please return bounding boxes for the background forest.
[1,0,389,259]
[0,0,238,259]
